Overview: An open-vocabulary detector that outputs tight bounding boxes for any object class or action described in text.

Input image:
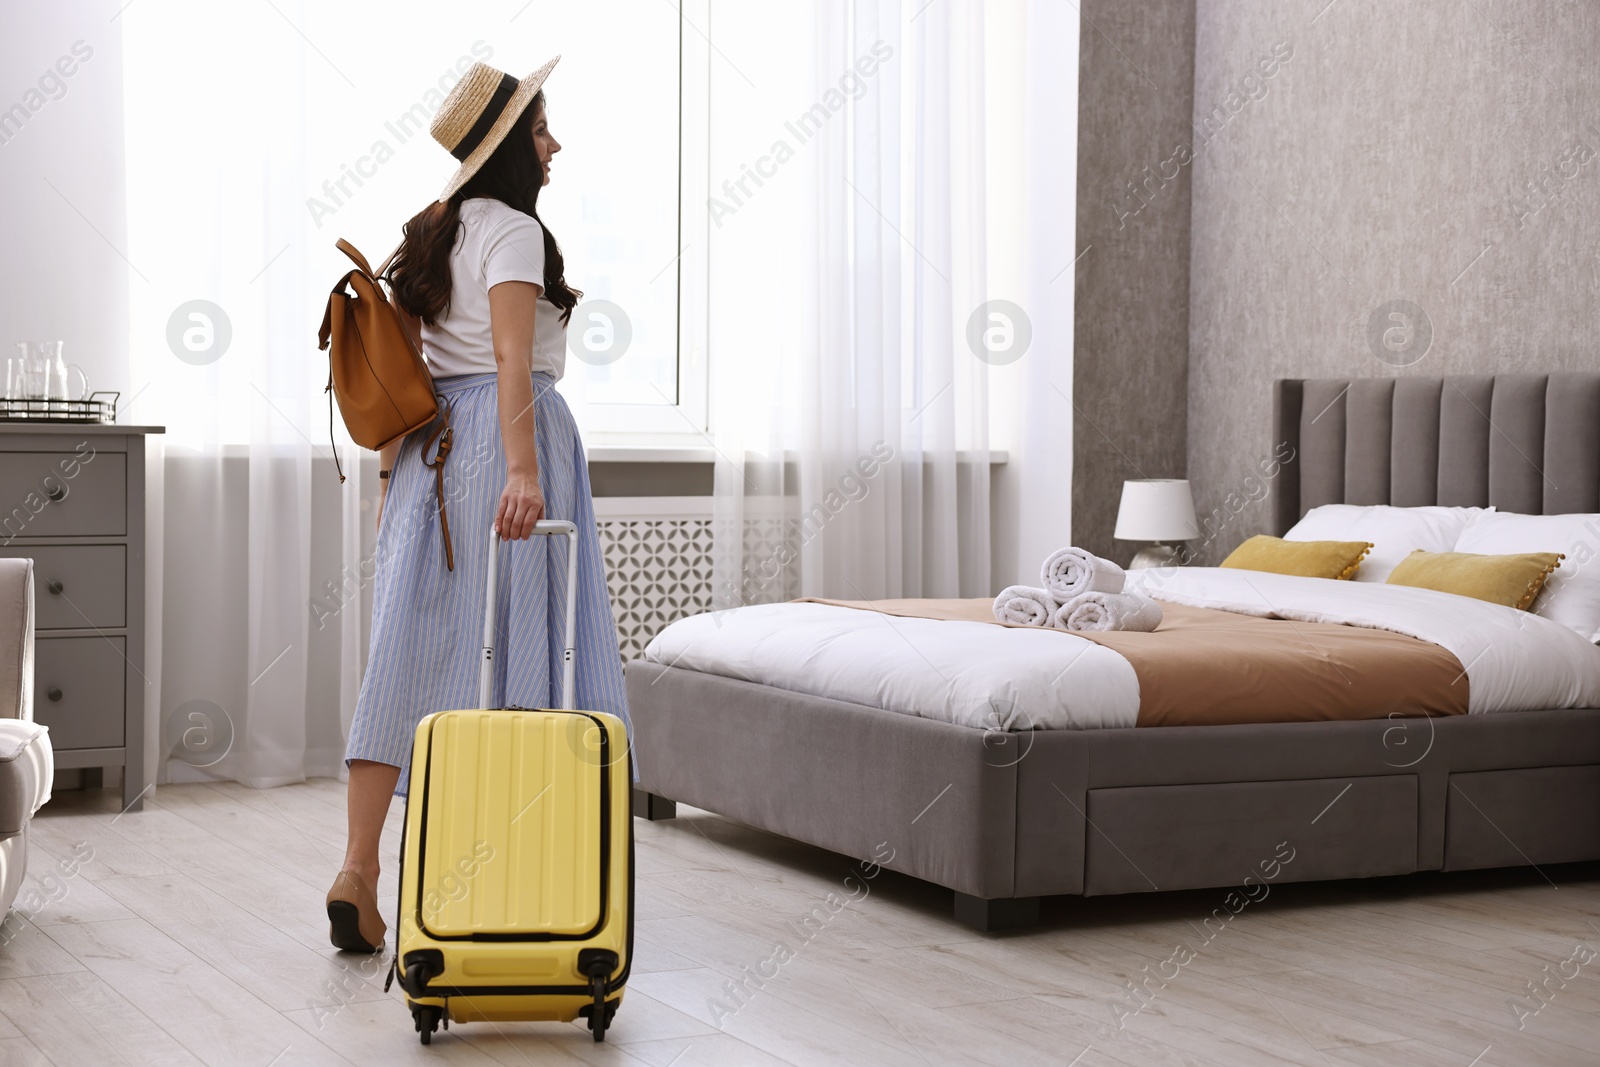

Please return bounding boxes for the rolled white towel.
[1041,546,1125,601]
[1051,591,1163,633]
[992,585,1058,627]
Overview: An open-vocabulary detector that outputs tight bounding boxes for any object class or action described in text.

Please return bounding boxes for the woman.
[325,56,630,954]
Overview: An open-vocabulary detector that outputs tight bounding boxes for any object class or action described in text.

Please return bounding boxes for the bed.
[625,374,1600,930]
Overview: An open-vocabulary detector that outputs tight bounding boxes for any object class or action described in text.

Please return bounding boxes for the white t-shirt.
[421,197,568,380]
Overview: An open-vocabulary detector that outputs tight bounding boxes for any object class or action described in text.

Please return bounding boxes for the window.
[122,0,705,447]
[531,0,708,439]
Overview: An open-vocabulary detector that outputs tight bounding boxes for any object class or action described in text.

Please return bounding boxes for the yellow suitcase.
[391,523,632,1044]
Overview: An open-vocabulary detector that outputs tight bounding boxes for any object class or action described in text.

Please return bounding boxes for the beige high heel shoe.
[326,869,387,953]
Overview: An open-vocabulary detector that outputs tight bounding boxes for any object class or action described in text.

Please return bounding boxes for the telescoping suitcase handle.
[478,520,578,712]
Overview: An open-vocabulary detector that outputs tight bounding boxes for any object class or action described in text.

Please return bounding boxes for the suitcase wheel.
[586,977,612,1043]
[578,950,620,1043]
[413,1004,442,1045]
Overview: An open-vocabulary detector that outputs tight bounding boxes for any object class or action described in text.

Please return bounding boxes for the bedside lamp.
[1115,479,1198,569]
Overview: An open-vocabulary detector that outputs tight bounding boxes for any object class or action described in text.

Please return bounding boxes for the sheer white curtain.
[124,0,339,788]
[119,4,537,789]
[709,0,997,607]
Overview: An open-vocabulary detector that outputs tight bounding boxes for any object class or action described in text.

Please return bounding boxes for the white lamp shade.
[1114,479,1199,542]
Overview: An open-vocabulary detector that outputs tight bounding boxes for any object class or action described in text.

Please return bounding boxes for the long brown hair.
[389,91,580,326]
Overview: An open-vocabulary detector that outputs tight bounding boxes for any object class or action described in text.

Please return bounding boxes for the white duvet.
[642,568,1600,730]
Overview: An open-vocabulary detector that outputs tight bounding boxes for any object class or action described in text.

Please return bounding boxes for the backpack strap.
[326,366,345,485]
[334,238,376,277]
[334,236,403,282]
[374,243,401,280]
[421,400,456,572]
[319,280,347,482]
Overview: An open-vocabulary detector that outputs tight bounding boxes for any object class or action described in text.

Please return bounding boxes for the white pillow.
[1455,511,1600,641]
[1284,504,1491,583]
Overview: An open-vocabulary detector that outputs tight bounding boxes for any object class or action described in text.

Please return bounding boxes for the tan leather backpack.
[318,238,456,570]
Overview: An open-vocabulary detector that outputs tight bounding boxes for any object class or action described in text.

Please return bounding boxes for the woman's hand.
[495,469,545,540]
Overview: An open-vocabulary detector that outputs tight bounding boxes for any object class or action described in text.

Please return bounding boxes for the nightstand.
[0,423,164,812]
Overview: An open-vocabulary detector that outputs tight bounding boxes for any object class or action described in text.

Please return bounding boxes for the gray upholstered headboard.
[1273,375,1600,535]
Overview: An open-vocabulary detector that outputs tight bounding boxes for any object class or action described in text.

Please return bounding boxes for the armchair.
[0,558,54,922]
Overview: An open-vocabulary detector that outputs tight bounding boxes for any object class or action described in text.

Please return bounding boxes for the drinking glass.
[14,343,48,401]
[4,354,24,401]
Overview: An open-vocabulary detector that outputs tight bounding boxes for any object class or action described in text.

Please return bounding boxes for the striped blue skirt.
[346,371,630,796]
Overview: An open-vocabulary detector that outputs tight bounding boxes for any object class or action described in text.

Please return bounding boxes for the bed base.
[627,661,1600,931]
[630,784,1043,930]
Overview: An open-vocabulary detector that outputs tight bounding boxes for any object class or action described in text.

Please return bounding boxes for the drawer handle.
[47,579,63,596]
[45,485,65,502]
[46,687,61,702]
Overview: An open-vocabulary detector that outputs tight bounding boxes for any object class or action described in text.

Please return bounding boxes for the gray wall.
[0,2,129,398]
[1072,0,1196,565]
[1186,0,1600,561]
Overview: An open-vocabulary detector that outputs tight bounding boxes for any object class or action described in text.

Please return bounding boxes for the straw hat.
[430,56,559,202]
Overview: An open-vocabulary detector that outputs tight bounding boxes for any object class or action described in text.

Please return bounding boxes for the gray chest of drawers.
[0,424,163,812]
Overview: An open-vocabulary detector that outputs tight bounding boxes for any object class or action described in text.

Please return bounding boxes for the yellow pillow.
[1386,549,1564,610]
[1220,535,1372,580]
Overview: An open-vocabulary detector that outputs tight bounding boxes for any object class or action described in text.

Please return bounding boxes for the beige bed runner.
[799,597,1469,726]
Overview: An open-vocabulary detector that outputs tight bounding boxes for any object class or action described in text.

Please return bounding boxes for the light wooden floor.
[4,780,1600,1065]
